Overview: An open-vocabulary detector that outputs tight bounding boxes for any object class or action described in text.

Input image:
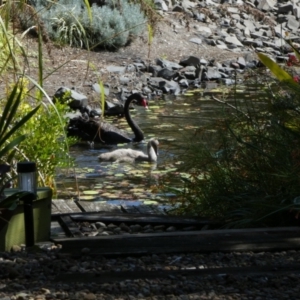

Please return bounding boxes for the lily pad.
[83,190,99,195]
[143,200,159,205]
[80,195,97,201]
[114,173,125,177]
[129,188,146,193]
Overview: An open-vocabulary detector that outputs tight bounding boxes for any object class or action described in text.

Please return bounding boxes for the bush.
[81,4,129,49]
[19,0,147,49]
[164,63,300,228]
[0,1,76,194]
[3,79,76,189]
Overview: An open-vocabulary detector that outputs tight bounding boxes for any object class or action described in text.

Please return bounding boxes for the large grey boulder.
[53,87,88,110]
[156,58,183,70]
[257,0,276,11]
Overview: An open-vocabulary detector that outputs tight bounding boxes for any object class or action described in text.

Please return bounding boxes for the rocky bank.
[37,0,300,119]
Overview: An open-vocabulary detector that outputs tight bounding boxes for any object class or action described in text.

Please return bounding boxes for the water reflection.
[55,90,267,206]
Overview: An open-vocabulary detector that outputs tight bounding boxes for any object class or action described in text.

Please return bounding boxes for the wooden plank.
[51,199,82,214]
[59,215,83,237]
[70,212,218,226]
[55,264,300,283]
[77,201,122,213]
[52,227,300,255]
[51,221,67,238]
[133,204,164,214]
[120,205,140,214]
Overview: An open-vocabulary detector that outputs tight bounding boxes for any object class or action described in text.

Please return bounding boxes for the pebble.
[0,247,300,299]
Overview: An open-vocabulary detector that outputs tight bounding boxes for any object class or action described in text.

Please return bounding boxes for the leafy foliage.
[0,10,75,191]
[164,56,300,228]
[19,0,147,49]
[0,20,22,74]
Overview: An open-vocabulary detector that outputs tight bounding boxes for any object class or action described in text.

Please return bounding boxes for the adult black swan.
[98,138,159,163]
[67,93,148,144]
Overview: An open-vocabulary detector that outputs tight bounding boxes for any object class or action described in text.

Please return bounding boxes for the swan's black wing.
[67,117,131,144]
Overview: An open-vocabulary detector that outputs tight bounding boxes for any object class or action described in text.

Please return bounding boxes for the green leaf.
[257,52,294,82]
[99,81,105,118]
[0,135,26,158]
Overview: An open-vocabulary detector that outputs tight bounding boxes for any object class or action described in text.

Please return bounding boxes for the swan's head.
[130,93,149,109]
[148,138,159,162]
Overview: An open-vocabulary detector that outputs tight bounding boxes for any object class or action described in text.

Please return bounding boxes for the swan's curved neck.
[148,141,158,162]
[124,97,144,142]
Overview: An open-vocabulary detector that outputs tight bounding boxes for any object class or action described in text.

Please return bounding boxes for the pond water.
[55,86,268,209]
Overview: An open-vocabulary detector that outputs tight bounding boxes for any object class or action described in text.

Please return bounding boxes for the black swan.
[98,138,159,163]
[67,93,148,144]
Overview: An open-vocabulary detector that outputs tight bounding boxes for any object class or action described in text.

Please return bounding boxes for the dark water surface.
[55,89,267,208]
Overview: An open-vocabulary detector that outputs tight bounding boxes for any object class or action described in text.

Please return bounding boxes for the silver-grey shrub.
[81,5,129,49]
[20,0,147,49]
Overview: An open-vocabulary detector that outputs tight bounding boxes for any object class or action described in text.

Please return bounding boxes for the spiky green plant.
[0,2,76,191]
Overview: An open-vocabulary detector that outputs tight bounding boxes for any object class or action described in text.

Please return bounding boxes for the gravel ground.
[1,246,300,300]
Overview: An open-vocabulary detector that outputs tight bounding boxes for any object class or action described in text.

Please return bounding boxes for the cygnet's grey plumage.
[98,139,159,163]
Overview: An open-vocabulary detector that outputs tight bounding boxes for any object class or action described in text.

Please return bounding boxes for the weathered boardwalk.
[50,199,300,256]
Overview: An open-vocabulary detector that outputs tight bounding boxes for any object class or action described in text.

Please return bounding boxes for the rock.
[189,37,202,45]
[148,77,170,89]
[286,15,299,32]
[11,245,22,252]
[172,5,184,12]
[119,76,132,84]
[92,83,110,96]
[95,222,106,229]
[202,82,218,90]
[156,58,183,70]
[257,0,276,11]
[179,78,189,87]
[15,292,29,300]
[126,64,136,72]
[84,293,96,300]
[294,6,300,19]
[154,225,165,230]
[166,226,177,232]
[204,67,222,80]
[163,80,181,95]
[195,25,212,35]
[179,56,201,67]
[225,34,244,47]
[106,65,126,73]
[237,56,246,69]
[243,20,256,33]
[157,68,176,80]
[130,224,142,232]
[133,62,146,71]
[194,12,206,22]
[81,247,90,254]
[278,3,294,14]
[120,223,130,232]
[54,87,88,110]
[154,0,168,11]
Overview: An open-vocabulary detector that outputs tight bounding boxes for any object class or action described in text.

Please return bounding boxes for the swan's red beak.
[142,99,149,109]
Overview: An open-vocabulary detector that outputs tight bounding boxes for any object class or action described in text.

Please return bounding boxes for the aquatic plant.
[163,49,300,228]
